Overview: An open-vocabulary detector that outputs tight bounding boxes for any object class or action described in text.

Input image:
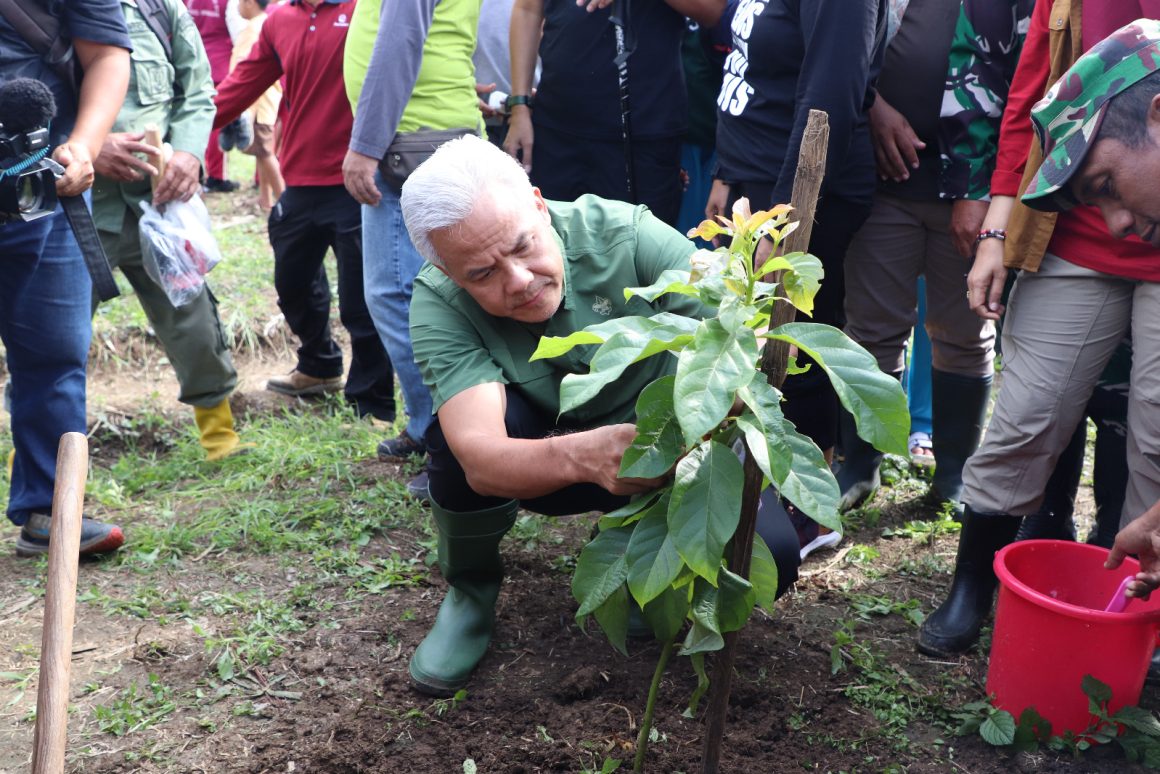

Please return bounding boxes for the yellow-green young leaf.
[674,319,758,446]
[779,251,824,315]
[716,568,756,633]
[641,584,689,643]
[755,254,793,278]
[667,442,744,584]
[572,526,632,618]
[620,376,684,479]
[765,322,909,456]
[592,584,630,657]
[531,330,604,361]
[770,417,842,532]
[623,269,697,302]
[750,534,779,612]
[625,494,683,605]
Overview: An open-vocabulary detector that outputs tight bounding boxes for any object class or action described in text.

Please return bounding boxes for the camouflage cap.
[1022,18,1160,212]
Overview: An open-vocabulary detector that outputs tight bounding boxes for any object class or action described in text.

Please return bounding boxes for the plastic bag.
[138,194,222,307]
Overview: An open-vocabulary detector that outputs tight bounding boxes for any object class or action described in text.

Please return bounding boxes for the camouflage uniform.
[938,0,1034,201]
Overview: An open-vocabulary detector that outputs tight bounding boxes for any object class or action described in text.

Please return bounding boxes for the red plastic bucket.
[988,539,1160,734]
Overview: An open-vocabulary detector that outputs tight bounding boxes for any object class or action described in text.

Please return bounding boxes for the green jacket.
[91,0,216,234]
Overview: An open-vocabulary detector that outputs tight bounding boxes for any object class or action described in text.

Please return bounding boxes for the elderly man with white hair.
[399,134,801,696]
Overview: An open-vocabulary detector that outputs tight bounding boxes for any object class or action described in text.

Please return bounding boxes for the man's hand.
[93,132,160,183]
[705,178,729,247]
[1106,499,1160,599]
[576,0,613,10]
[951,199,989,258]
[343,149,382,206]
[53,141,99,197]
[571,423,666,496]
[868,95,925,182]
[966,237,1007,320]
[153,150,201,205]
[503,107,534,173]
[476,82,502,118]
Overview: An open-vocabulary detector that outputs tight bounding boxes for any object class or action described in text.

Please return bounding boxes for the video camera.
[0,78,62,222]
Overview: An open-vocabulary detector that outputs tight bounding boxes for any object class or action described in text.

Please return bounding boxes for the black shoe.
[203,177,240,193]
[406,471,430,503]
[378,432,427,462]
[16,511,125,558]
[917,506,1020,657]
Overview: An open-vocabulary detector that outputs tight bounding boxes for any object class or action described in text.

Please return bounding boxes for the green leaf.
[572,527,632,618]
[592,584,630,657]
[625,495,684,606]
[716,568,756,632]
[754,254,793,278]
[735,414,775,484]
[667,441,744,584]
[737,380,791,483]
[750,534,780,613]
[674,319,758,445]
[768,416,842,532]
[779,251,824,315]
[764,322,909,456]
[979,711,1017,746]
[620,377,685,479]
[531,330,605,361]
[682,653,711,718]
[1082,674,1113,707]
[624,269,697,302]
[681,578,724,655]
[597,490,664,530]
[641,584,689,643]
[1114,705,1160,736]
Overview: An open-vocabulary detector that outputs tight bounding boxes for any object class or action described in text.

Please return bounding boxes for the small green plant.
[534,199,908,769]
[93,674,176,736]
[954,676,1160,766]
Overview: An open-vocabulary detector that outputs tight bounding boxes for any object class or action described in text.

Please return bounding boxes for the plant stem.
[634,640,676,773]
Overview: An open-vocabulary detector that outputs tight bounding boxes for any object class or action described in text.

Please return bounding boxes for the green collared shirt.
[91,0,216,234]
[410,196,704,427]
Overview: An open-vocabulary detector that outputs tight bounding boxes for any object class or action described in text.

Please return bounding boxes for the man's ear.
[1148,93,1160,139]
[531,187,550,221]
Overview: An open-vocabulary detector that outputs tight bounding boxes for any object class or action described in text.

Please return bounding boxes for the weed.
[93,674,176,736]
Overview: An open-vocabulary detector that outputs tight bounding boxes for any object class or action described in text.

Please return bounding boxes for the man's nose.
[504,261,534,292]
[1100,203,1136,240]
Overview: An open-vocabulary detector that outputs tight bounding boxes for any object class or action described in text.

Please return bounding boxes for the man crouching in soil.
[399,134,800,695]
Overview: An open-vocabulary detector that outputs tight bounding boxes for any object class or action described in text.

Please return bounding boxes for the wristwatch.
[506,94,532,110]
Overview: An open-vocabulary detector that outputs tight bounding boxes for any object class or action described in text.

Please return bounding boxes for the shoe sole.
[15,527,125,558]
[799,531,842,561]
[266,382,343,398]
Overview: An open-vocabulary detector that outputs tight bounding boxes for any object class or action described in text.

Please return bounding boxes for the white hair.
[400,134,535,269]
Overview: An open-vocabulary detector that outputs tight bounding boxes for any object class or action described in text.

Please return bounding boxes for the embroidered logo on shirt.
[592,296,613,316]
[335,14,349,27]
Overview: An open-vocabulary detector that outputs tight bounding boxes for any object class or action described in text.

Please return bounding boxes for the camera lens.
[17,173,42,213]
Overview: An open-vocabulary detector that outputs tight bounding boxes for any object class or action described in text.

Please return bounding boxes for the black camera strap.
[60,195,119,302]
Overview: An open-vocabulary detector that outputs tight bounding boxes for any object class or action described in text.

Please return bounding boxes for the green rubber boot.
[409,498,518,696]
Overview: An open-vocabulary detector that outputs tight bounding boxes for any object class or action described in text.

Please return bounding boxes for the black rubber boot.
[835,370,901,512]
[930,370,992,513]
[1015,421,1082,542]
[409,498,518,696]
[1088,383,1129,549]
[917,506,1021,657]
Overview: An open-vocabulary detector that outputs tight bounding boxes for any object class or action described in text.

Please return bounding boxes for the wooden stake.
[31,433,89,774]
[143,124,165,190]
[700,109,830,774]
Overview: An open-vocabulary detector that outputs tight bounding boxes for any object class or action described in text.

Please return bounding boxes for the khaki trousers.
[962,253,1160,525]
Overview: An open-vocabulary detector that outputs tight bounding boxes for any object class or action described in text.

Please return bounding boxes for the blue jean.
[905,276,933,436]
[0,206,91,525]
[362,172,433,442]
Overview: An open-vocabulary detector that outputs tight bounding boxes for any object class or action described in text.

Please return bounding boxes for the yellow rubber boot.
[194,399,251,461]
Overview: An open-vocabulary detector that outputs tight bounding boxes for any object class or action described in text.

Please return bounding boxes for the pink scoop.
[1104,576,1136,613]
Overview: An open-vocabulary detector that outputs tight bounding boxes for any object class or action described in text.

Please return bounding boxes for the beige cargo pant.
[962,253,1160,526]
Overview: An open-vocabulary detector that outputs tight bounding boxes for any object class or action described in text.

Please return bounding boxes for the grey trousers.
[843,194,995,376]
[962,253,1160,525]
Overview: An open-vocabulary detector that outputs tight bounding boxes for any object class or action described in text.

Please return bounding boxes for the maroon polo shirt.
[214,0,356,187]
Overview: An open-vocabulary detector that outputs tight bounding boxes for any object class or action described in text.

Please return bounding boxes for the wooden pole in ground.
[31,432,89,774]
[143,124,165,191]
[700,109,830,774]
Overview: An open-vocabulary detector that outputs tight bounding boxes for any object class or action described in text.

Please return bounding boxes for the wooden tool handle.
[31,433,89,774]
[143,124,165,189]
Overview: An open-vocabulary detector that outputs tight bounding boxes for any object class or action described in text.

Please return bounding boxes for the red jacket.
[214,0,356,187]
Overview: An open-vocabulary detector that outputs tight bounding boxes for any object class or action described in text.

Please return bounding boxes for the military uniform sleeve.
[938,0,1032,200]
[165,0,216,162]
[631,206,706,319]
[410,276,510,414]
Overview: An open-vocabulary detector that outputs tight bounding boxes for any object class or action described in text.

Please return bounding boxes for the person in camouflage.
[919,7,1160,658]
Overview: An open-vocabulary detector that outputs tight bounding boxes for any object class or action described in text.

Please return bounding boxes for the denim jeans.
[362,172,433,442]
[0,205,91,525]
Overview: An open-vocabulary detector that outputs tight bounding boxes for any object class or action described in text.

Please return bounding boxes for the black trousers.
[530,122,683,227]
[427,390,800,598]
[267,186,395,420]
[727,185,872,451]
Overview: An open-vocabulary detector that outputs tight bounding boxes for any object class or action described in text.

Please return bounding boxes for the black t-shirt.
[877,0,960,202]
[534,0,687,141]
[714,0,885,207]
[0,0,131,147]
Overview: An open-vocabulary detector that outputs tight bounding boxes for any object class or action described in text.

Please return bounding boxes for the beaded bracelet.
[975,228,1007,245]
